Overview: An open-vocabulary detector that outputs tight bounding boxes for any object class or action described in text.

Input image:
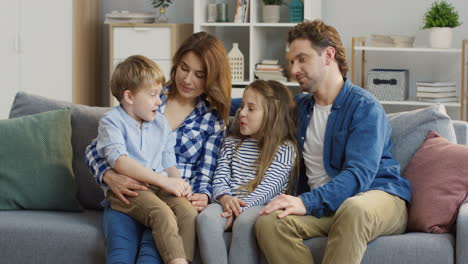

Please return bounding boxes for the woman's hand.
[188,193,209,211]
[103,169,148,205]
[218,195,246,217]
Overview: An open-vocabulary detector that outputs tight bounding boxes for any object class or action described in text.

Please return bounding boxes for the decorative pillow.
[8,92,110,210]
[0,108,82,211]
[405,130,468,233]
[387,104,456,173]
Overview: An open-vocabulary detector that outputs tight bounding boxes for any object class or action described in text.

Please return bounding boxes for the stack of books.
[254,60,287,82]
[416,81,458,103]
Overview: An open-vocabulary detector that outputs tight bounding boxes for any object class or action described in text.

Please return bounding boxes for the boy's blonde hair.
[111,55,166,102]
[231,80,299,194]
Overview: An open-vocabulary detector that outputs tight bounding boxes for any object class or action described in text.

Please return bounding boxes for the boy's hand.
[222,213,234,231]
[188,193,209,211]
[160,177,190,197]
[219,195,246,217]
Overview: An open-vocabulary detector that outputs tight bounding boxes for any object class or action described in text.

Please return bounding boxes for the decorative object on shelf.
[367,69,409,101]
[207,3,217,22]
[422,0,462,48]
[217,3,228,22]
[262,0,285,23]
[151,0,173,23]
[416,81,458,103]
[234,0,250,23]
[289,0,303,23]
[228,43,244,82]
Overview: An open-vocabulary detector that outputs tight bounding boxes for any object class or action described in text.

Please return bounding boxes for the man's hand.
[219,195,246,217]
[160,177,191,197]
[259,194,307,219]
[188,193,209,211]
[103,169,148,205]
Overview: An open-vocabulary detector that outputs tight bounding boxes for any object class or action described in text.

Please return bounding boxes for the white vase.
[429,27,453,49]
[262,5,280,23]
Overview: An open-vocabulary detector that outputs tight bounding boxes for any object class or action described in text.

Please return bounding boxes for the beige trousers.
[109,187,198,263]
[255,190,407,264]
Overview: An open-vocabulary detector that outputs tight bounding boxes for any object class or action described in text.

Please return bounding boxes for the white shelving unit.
[351,37,468,120]
[194,0,321,89]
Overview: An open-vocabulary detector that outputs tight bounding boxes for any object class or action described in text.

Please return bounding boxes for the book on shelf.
[417,86,457,92]
[416,91,457,98]
[255,64,283,69]
[234,0,250,23]
[261,59,279,65]
[415,81,456,87]
[418,97,459,103]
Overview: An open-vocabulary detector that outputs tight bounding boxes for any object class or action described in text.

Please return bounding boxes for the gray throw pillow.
[387,104,456,173]
[9,92,111,210]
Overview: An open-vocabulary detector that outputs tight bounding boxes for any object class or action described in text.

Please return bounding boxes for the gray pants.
[197,203,263,264]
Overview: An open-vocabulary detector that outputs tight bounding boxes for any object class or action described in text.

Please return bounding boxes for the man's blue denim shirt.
[229,79,411,218]
[295,79,411,217]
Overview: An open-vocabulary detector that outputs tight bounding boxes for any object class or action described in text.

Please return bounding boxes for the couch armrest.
[453,120,468,145]
[457,202,468,264]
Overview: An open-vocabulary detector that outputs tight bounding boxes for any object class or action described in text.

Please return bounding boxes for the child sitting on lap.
[96,55,197,264]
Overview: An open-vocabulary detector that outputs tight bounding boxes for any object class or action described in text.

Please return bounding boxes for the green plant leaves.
[423,0,462,29]
[151,0,173,8]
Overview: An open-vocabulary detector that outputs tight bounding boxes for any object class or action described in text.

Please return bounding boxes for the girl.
[85,32,231,264]
[196,80,299,264]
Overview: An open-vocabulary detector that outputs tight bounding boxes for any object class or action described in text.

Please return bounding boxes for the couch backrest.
[9,92,110,210]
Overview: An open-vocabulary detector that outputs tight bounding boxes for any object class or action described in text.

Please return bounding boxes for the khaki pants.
[108,187,198,263]
[255,190,407,264]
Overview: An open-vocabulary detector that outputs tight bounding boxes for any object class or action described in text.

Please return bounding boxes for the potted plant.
[151,0,173,23]
[422,0,462,48]
[262,0,285,23]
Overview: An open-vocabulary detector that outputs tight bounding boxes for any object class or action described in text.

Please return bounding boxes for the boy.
[96,55,197,264]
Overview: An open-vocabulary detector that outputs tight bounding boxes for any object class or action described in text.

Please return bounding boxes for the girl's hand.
[223,214,234,231]
[188,193,209,211]
[218,195,247,217]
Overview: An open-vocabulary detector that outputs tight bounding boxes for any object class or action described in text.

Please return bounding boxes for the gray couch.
[1,92,467,264]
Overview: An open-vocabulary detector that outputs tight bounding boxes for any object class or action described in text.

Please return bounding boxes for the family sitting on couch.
[83,19,413,264]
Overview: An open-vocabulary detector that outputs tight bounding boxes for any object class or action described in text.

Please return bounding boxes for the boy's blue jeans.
[102,201,163,264]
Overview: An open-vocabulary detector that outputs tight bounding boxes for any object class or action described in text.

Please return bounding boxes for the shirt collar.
[117,105,153,129]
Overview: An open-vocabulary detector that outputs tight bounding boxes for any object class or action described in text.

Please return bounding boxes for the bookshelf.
[351,37,468,121]
[194,0,322,91]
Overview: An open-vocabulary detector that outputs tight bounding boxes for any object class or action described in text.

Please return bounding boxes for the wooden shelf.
[354,46,462,53]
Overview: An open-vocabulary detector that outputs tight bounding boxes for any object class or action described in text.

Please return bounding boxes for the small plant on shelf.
[422,0,461,29]
[151,0,173,8]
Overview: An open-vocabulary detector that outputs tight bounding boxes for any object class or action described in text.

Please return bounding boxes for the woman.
[85,32,231,263]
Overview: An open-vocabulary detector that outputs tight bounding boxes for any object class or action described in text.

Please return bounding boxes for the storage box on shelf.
[351,37,468,121]
[193,0,321,95]
[107,23,193,106]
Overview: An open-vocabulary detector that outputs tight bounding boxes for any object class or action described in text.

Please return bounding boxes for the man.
[255,20,412,264]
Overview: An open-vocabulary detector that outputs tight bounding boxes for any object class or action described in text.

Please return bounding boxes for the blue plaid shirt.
[85,86,226,198]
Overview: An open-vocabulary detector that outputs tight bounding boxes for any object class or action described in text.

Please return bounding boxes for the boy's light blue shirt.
[96,105,177,175]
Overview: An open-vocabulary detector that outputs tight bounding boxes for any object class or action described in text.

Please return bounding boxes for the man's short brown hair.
[288,19,348,78]
[110,55,165,102]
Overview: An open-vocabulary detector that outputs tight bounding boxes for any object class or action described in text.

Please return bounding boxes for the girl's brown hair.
[232,80,299,194]
[168,32,231,123]
[288,19,348,78]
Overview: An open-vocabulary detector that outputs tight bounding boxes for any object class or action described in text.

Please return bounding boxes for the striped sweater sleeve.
[211,137,236,201]
[241,142,297,210]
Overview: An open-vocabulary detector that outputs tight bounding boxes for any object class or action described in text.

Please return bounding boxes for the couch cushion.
[387,104,456,173]
[8,92,110,210]
[404,130,468,233]
[0,210,105,264]
[0,108,81,211]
